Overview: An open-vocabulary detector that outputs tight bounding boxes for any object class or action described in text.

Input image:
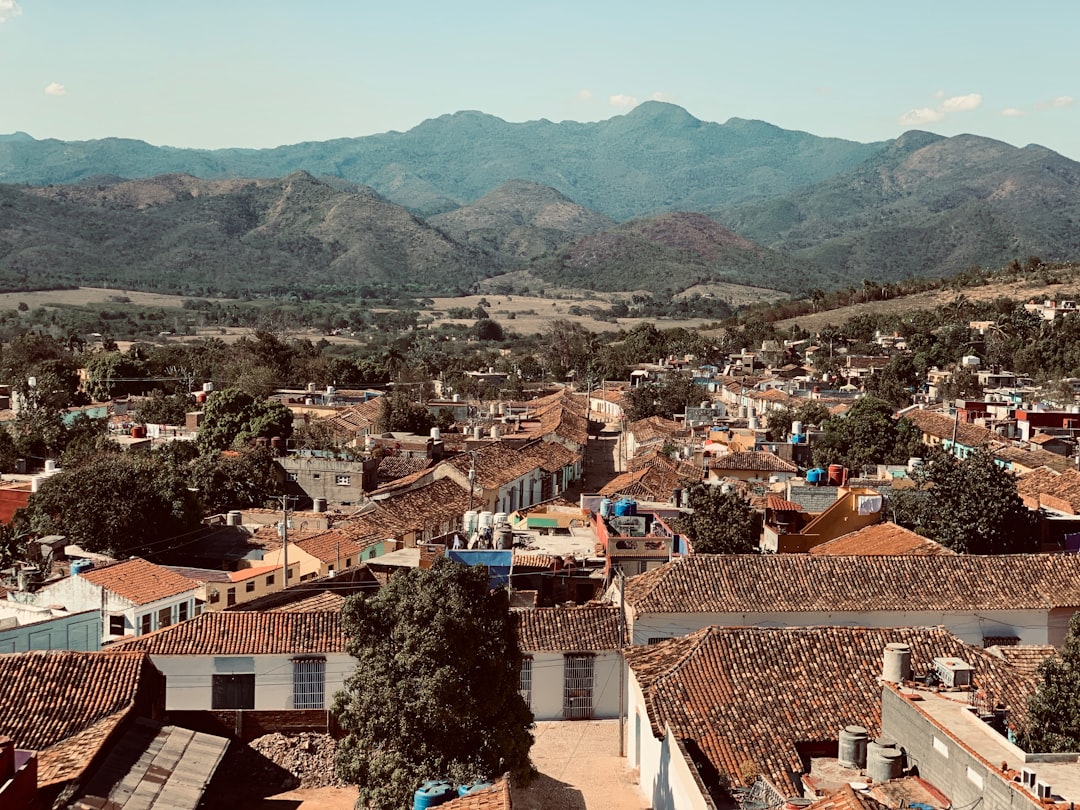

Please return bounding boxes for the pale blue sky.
[2,0,1078,159]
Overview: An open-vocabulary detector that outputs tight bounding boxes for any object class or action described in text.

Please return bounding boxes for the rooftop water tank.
[494,512,508,526]
[226,510,243,527]
[463,511,479,533]
[457,782,493,797]
[431,427,441,442]
[599,498,613,519]
[413,781,454,810]
[791,421,804,437]
[203,382,214,393]
[312,497,327,513]
[44,459,58,473]
[838,725,868,769]
[882,642,912,684]
[70,558,94,576]
[866,745,903,783]
[478,511,494,529]
[614,499,637,517]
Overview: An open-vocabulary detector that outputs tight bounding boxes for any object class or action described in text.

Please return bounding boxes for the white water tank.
[961,355,981,367]
[365,434,376,450]
[748,416,759,430]
[473,425,482,440]
[791,421,804,436]
[203,382,214,393]
[226,510,243,526]
[312,497,327,513]
[490,425,501,439]
[494,512,508,526]
[44,459,58,473]
[478,511,494,529]
[463,511,478,533]
[430,427,441,442]
[882,642,912,684]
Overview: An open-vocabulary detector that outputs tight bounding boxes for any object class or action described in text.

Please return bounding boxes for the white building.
[620,554,1080,647]
[515,605,622,721]
[114,610,350,711]
[27,557,198,643]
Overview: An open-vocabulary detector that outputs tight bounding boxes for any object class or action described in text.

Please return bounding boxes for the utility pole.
[279,495,294,588]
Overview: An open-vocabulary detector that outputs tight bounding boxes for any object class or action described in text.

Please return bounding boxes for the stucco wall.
[152,653,354,711]
[526,651,622,721]
[630,609,1051,648]
[0,609,101,653]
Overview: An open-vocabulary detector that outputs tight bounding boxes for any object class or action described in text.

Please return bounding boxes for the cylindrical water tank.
[312,497,327,513]
[307,382,317,393]
[457,782,493,798]
[838,725,868,769]
[364,434,376,450]
[413,781,454,810]
[326,385,337,395]
[700,401,710,409]
[203,382,214,393]
[226,510,243,527]
[739,405,748,418]
[463,511,478,534]
[44,459,58,473]
[866,746,903,783]
[882,642,912,684]
[599,498,613,519]
[478,511,494,529]
[196,391,208,404]
[452,393,461,402]
[472,426,482,440]
[430,427,441,442]
[490,426,501,440]
[494,512,508,526]
[748,416,759,430]
[792,421,804,437]
[496,525,512,549]
[131,425,146,439]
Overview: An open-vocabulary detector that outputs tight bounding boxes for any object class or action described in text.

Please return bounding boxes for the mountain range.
[4,102,1080,298]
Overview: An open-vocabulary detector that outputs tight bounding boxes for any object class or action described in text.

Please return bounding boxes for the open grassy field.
[775,271,1080,333]
[0,287,202,310]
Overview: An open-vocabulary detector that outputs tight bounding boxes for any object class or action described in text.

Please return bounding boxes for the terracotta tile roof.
[377,454,434,482]
[319,399,382,440]
[77,557,196,606]
[369,464,434,496]
[1016,467,1080,512]
[0,650,154,753]
[627,416,690,445]
[599,454,702,500]
[518,439,579,473]
[265,591,347,613]
[36,709,132,787]
[985,644,1057,678]
[515,605,621,652]
[447,443,540,490]
[441,775,511,810]
[905,409,998,448]
[766,494,804,512]
[368,477,472,535]
[1029,433,1064,445]
[809,522,956,556]
[809,784,890,810]
[113,610,344,655]
[624,626,1035,793]
[512,552,559,569]
[992,443,1073,474]
[708,451,798,473]
[292,528,376,564]
[624,554,1080,615]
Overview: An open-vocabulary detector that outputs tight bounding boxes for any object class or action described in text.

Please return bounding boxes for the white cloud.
[0,0,21,24]
[649,91,676,103]
[1001,108,1025,117]
[933,90,945,99]
[899,107,945,126]
[942,93,982,112]
[609,94,638,109]
[44,82,67,96]
[576,89,593,103]
[1052,95,1075,108]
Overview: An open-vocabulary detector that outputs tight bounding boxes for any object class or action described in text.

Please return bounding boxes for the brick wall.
[167,709,342,741]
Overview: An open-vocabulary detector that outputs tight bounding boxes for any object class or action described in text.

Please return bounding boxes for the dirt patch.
[0,286,207,310]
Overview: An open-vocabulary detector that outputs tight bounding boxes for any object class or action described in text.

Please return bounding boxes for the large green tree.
[892,447,1037,554]
[1019,613,1080,752]
[677,485,761,554]
[188,446,283,513]
[622,373,701,421]
[26,453,201,555]
[196,387,293,452]
[812,396,925,472]
[333,559,534,810]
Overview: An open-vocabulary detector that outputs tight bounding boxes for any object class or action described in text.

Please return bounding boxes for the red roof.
[79,557,196,606]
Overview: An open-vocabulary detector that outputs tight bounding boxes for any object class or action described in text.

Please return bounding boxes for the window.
[212,674,255,709]
[139,614,152,635]
[563,654,595,720]
[178,601,188,622]
[519,657,533,708]
[287,472,298,482]
[292,657,326,709]
[312,473,321,480]
[335,474,351,486]
[647,637,666,645]
[266,574,275,586]
[246,580,256,593]
[158,606,173,628]
[109,615,125,636]
[208,590,220,604]
[226,587,236,607]
[345,558,352,568]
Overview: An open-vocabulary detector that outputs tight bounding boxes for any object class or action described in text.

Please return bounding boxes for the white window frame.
[519,657,533,708]
[335,474,351,486]
[292,657,326,709]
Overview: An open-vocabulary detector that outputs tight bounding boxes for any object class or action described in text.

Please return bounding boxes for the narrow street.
[582,419,623,493]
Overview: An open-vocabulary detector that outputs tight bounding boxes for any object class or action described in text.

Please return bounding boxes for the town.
[3,314,1080,810]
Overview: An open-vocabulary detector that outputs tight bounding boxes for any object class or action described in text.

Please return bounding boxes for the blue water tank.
[70,559,94,575]
[790,433,804,444]
[614,499,638,517]
[413,782,454,810]
[457,781,493,797]
[806,468,825,485]
[599,498,613,519]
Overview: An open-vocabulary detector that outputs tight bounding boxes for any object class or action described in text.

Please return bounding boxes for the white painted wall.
[629,608,1055,648]
[627,671,713,810]
[525,651,622,721]
[152,653,354,710]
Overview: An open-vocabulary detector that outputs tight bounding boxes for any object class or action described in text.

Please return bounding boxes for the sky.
[2,1,1079,160]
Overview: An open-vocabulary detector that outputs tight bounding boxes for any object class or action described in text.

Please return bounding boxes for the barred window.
[519,657,533,708]
[335,474,351,486]
[293,657,326,709]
